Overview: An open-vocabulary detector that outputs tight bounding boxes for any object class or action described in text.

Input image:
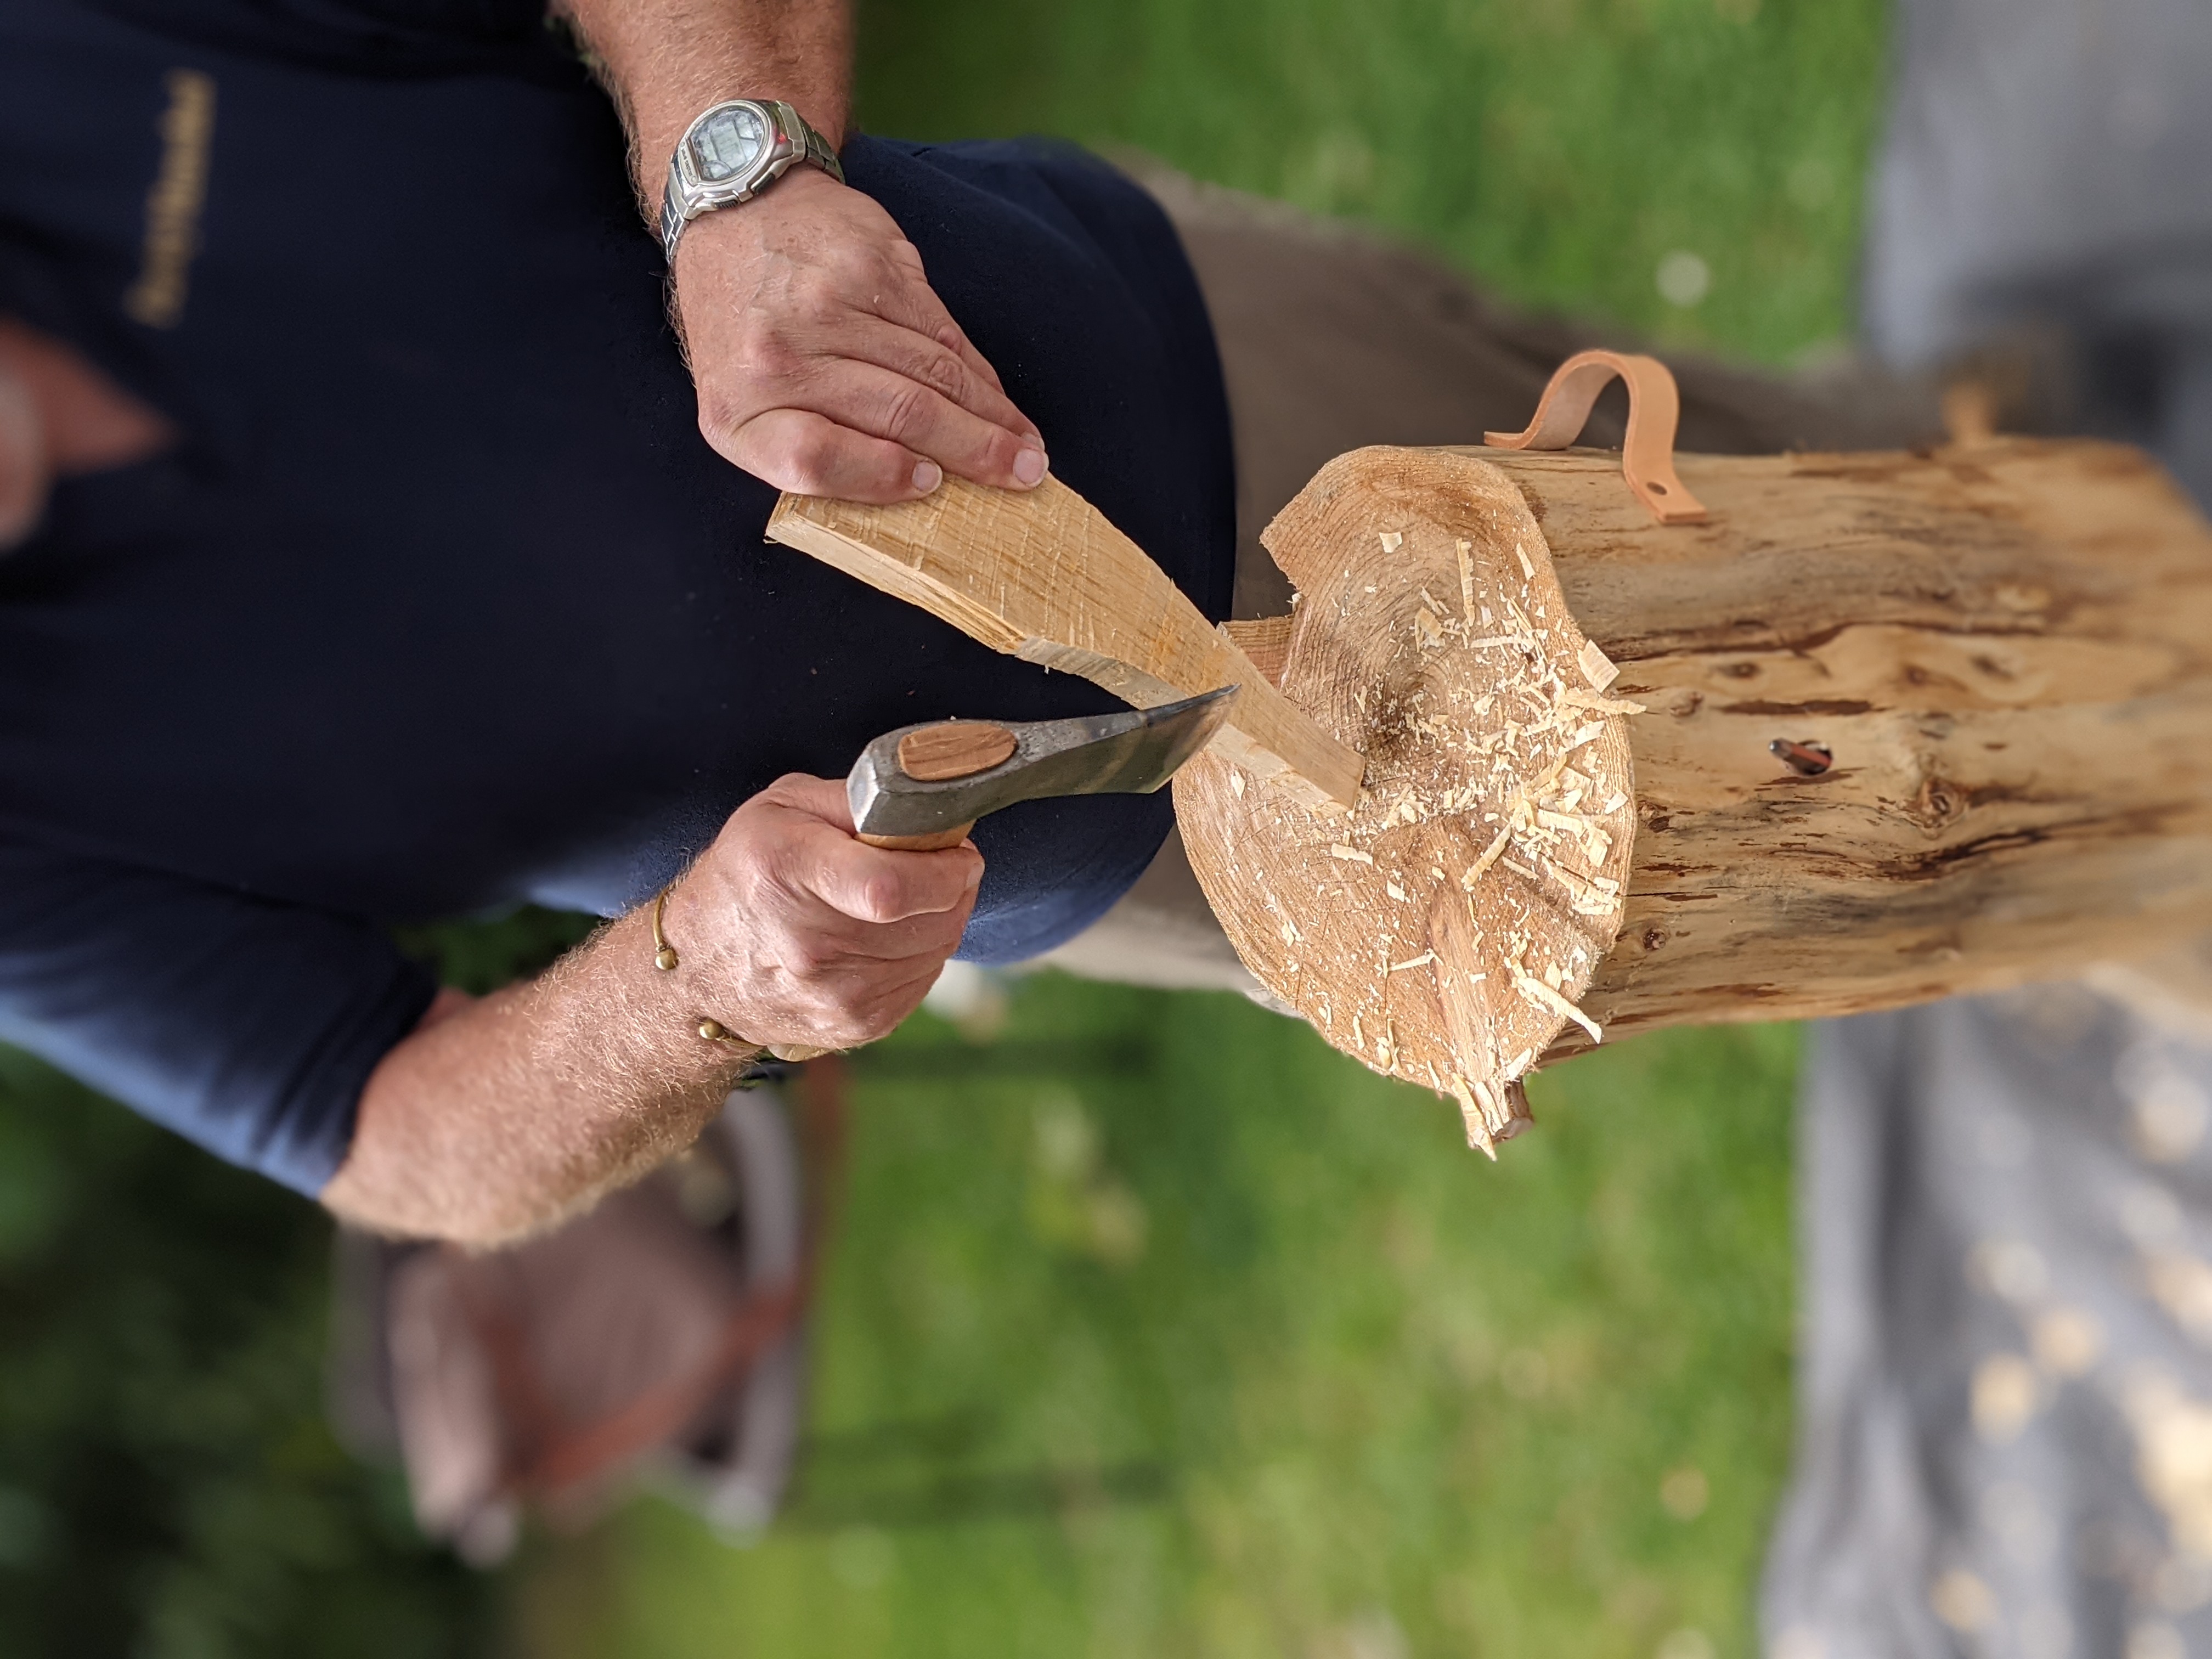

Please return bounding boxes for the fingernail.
[1012,444,1047,488]
[912,459,943,494]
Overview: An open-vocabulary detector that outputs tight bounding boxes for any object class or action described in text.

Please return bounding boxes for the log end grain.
[1175,447,1638,1147]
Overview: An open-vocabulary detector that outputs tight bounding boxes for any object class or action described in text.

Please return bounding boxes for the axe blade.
[848,686,1239,842]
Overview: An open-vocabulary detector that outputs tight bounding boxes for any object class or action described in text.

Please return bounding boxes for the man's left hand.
[671,166,1049,504]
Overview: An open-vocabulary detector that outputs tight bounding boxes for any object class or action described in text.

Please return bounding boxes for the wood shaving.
[1577,637,1621,691]
[1329,844,1375,864]
[1510,957,1602,1043]
[1559,689,1648,717]
[1446,1075,1497,1159]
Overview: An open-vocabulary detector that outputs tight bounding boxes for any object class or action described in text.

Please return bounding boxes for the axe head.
[847,687,1239,843]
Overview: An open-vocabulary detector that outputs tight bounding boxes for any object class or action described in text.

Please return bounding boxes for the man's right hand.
[660,772,983,1049]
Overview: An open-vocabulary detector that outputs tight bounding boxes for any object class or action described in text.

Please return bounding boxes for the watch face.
[691,104,770,183]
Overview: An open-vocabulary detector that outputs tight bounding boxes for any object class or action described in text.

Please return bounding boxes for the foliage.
[0,1046,495,1658]
[520,982,1800,1658]
[0,0,1891,1650]
[854,0,1891,364]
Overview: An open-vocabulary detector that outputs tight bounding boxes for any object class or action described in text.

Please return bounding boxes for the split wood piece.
[1185,439,2212,1118]
[767,477,1364,811]
[1176,450,1641,1153]
[1483,349,1708,524]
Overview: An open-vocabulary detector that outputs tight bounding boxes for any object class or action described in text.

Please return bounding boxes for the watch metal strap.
[786,101,845,185]
[659,100,845,263]
[658,182,686,263]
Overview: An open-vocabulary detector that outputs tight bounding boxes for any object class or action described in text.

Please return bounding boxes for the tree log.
[768,435,2212,1152]
[1173,438,2212,1116]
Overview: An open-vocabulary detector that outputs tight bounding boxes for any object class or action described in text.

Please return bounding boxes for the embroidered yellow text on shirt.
[123,69,217,329]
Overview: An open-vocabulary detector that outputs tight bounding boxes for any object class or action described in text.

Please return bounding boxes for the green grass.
[525,986,1798,1658]
[1,3,1888,1651]
[854,0,1890,363]
[521,2,1892,1653]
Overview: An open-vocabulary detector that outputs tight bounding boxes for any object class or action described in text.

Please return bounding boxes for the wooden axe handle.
[856,825,974,853]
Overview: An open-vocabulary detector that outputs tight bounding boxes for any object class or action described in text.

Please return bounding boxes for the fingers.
[785,357,1047,494]
[855,264,1029,429]
[706,314,1045,497]
[719,407,942,502]
[761,774,856,832]
[749,772,984,930]
[799,816,983,927]
[674,773,987,1049]
[836,315,1036,447]
[768,953,949,1049]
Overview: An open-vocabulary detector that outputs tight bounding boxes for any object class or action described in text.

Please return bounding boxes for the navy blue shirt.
[0,0,1235,1192]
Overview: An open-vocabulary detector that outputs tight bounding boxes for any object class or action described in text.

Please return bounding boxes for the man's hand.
[662,771,981,1046]
[673,169,1048,502]
[550,0,1041,503]
[329,770,982,1243]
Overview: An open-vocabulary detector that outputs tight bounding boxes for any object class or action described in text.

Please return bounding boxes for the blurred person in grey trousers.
[1759,2,2212,1656]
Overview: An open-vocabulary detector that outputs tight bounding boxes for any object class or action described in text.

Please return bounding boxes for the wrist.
[667,161,838,286]
[637,882,765,1056]
[656,98,848,263]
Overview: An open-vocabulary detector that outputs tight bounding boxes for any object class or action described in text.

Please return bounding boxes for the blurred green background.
[0,0,1891,1653]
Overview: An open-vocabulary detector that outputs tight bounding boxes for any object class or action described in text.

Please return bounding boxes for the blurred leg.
[1767,4,2212,1651]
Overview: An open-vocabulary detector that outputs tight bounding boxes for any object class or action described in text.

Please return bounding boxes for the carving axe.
[847,687,1239,852]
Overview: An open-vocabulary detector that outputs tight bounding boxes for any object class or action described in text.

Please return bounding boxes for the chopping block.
[768,352,2212,1154]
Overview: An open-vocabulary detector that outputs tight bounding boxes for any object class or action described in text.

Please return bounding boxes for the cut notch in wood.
[1483,349,1708,524]
[1180,447,1641,1119]
[768,477,1365,809]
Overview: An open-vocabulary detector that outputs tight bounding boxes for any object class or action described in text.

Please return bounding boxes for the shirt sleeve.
[0,839,438,1195]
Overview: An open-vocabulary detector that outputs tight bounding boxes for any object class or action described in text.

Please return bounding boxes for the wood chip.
[1379,531,1403,554]
[1329,844,1375,864]
[1558,690,1647,718]
[1462,825,1512,888]
[1577,637,1621,692]
[1510,960,1603,1043]
[1389,951,1436,973]
[1446,1076,1498,1159]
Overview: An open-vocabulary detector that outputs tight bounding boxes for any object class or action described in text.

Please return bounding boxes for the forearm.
[321,776,978,1244]
[322,906,758,1245]
[555,0,854,200]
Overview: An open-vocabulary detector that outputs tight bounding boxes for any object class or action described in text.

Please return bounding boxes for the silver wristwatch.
[658,99,845,262]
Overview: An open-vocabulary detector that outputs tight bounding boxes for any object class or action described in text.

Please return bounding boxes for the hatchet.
[847,686,1238,851]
